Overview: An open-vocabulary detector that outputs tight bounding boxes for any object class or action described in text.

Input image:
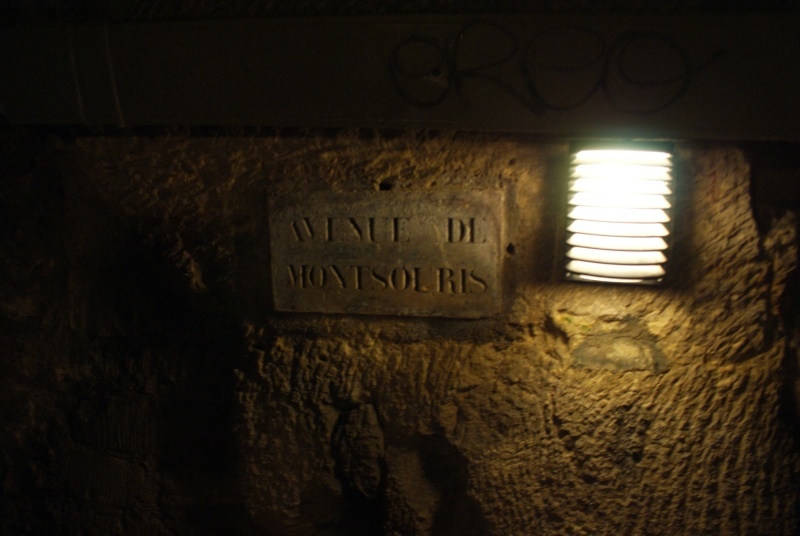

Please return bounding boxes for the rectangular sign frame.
[269,190,505,317]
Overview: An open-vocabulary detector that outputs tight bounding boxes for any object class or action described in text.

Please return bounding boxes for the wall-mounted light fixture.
[565,143,674,285]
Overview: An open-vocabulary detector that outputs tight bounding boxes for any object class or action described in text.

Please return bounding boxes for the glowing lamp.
[565,145,674,285]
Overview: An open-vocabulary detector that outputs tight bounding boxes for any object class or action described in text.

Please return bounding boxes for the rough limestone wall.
[56,131,798,535]
[1,130,73,534]
[1,129,255,535]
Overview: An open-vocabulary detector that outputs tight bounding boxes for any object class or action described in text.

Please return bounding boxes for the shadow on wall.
[420,435,490,536]
[60,210,258,535]
[749,141,800,441]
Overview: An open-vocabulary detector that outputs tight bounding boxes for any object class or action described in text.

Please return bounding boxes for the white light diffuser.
[565,145,674,285]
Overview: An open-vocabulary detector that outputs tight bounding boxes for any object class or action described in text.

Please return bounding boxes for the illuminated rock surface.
[3,127,798,534]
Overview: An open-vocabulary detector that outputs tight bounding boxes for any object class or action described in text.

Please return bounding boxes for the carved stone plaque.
[269,191,504,317]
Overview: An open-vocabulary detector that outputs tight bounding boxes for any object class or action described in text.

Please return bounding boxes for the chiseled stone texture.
[56,132,799,535]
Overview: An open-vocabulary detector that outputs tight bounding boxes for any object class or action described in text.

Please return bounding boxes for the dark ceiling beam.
[1,14,799,140]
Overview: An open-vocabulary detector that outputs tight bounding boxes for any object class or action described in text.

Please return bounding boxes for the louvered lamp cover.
[565,145,674,285]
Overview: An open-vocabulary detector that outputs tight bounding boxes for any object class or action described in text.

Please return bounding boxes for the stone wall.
[3,128,798,534]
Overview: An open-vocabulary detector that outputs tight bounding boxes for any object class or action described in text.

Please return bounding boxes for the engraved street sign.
[269,191,504,317]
